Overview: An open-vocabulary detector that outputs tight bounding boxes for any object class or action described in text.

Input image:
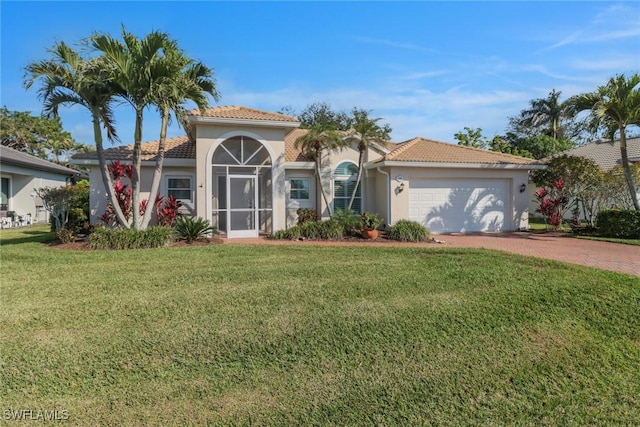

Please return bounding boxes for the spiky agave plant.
[173,216,216,243]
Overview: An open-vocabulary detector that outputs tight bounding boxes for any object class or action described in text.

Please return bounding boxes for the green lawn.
[2,226,639,426]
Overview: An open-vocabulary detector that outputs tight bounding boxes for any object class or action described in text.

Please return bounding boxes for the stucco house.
[71,106,542,237]
[1,145,81,224]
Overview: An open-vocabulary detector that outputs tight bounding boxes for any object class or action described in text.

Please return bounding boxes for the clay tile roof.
[72,136,194,161]
[188,105,299,122]
[284,128,312,162]
[557,137,640,171]
[381,137,538,165]
[283,128,392,162]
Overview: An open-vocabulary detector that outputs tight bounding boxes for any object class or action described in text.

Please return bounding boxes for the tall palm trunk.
[315,148,333,217]
[92,111,128,227]
[348,146,364,211]
[140,109,169,229]
[131,109,144,229]
[619,127,640,210]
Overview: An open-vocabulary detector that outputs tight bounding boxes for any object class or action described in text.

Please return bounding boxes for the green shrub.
[596,210,640,238]
[388,220,430,242]
[300,220,322,239]
[38,181,89,233]
[360,212,383,229]
[87,227,174,250]
[56,228,76,244]
[332,208,361,236]
[318,219,344,240]
[271,219,345,241]
[297,208,319,225]
[173,216,217,243]
[270,226,302,240]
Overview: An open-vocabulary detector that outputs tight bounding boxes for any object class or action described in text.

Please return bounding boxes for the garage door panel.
[409,179,509,233]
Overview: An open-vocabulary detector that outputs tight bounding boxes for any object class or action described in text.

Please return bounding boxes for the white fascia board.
[284,162,315,170]
[188,115,300,129]
[365,161,546,170]
[69,158,196,168]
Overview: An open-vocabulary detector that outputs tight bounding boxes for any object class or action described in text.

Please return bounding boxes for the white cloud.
[352,36,437,54]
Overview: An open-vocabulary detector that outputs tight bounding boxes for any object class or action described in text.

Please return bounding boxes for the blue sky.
[1,1,639,147]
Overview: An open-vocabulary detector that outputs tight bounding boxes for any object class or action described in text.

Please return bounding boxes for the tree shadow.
[422,186,506,233]
[0,228,55,245]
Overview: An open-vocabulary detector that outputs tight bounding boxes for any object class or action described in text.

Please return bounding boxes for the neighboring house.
[0,145,81,223]
[71,106,542,237]
[529,137,640,217]
[560,137,640,172]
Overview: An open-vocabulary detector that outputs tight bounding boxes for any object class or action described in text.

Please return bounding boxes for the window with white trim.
[334,162,361,214]
[166,176,192,202]
[290,178,310,200]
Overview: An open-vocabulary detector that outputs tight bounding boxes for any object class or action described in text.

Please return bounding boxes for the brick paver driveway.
[440,232,640,277]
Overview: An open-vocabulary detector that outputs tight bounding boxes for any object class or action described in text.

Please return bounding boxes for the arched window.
[334,161,361,214]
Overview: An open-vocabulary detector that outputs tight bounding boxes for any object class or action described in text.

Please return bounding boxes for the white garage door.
[409,179,510,233]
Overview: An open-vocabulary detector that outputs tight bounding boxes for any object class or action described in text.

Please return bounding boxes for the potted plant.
[360,212,383,239]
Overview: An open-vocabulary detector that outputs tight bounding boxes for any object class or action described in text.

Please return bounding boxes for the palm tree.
[568,73,640,210]
[521,89,569,140]
[138,49,220,229]
[90,27,179,229]
[346,108,391,210]
[24,41,129,226]
[294,122,346,216]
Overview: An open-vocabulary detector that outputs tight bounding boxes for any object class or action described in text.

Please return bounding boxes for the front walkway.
[223,232,640,277]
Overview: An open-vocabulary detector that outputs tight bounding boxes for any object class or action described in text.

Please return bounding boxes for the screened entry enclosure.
[211,136,273,238]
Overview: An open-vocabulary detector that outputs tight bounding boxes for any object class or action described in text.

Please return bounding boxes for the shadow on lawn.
[0,229,55,245]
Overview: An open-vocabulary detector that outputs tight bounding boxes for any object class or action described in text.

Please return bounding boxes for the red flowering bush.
[535,178,567,230]
[100,161,170,227]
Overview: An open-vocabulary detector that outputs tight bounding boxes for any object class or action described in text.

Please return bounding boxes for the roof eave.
[366,161,545,170]
[188,115,300,129]
[69,158,196,167]
[1,158,80,175]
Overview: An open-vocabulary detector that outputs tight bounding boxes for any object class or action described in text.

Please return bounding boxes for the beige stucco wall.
[194,124,289,232]
[313,141,386,218]
[87,164,196,223]
[284,169,315,228]
[386,166,531,231]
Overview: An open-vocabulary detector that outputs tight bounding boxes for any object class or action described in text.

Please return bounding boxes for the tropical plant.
[296,208,319,225]
[520,89,567,139]
[531,155,604,225]
[90,27,219,229]
[23,42,128,226]
[331,208,361,236]
[360,212,383,229]
[173,216,216,243]
[534,180,567,230]
[34,185,77,232]
[387,220,430,242]
[346,108,391,210]
[568,73,640,210]
[294,122,346,216]
[155,195,183,227]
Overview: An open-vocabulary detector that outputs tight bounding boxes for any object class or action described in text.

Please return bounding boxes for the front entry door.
[227,175,258,238]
